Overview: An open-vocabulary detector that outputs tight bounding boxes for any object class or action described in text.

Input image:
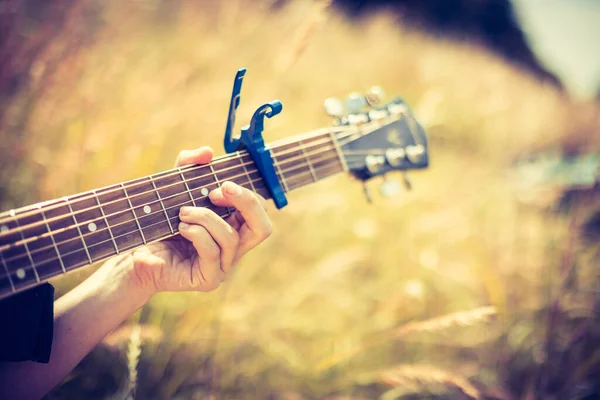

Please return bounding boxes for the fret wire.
[0,140,333,233]
[149,176,174,234]
[0,156,343,277]
[0,178,261,266]
[299,139,318,182]
[0,137,348,284]
[1,201,234,279]
[277,152,339,179]
[0,145,344,269]
[39,205,66,274]
[93,190,119,254]
[0,251,15,291]
[239,153,257,192]
[121,183,147,244]
[29,185,248,269]
[178,167,198,207]
[12,217,40,282]
[66,200,93,265]
[0,151,239,227]
[330,131,348,172]
[0,149,338,258]
[273,157,290,193]
[209,163,235,216]
[0,132,344,226]
[0,149,340,257]
[16,206,226,277]
[0,175,263,265]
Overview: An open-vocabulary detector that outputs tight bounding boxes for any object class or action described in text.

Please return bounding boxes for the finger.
[225,212,243,231]
[210,186,268,212]
[174,147,214,167]
[208,181,272,259]
[179,206,239,274]
[178,222,225,291]
[254,192,268,211]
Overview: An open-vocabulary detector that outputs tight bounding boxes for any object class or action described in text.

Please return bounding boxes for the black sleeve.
[0,283,54,363]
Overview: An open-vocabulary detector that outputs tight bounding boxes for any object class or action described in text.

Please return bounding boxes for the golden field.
[1,1,599,399]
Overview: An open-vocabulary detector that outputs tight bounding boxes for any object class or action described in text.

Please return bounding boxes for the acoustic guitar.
[0,69,429,300]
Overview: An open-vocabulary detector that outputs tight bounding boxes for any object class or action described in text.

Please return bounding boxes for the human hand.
[130,147,272,296]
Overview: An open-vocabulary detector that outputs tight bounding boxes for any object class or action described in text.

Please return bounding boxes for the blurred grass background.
[1,0,600,399]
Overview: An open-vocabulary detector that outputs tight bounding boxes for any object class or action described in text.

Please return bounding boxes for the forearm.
[0,254,152,400]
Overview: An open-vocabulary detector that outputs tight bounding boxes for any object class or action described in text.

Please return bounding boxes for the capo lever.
[223,69,288,209]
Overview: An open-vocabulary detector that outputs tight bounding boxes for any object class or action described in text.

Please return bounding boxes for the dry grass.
[378,364,481,399]
[1,0,599,399]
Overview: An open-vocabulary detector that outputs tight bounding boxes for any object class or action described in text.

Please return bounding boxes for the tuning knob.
[405,144,426,164]
[379,177,400,197]
[365,154,386,174]
[386,148,406,167]
[366,85,385,106]
[402,173,412,191]
[362,181,373,203]
[324,97,344,118]
[345,92,367,114]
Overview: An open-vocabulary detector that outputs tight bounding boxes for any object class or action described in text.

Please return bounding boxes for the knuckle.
[238,188,257,204]
[190,208,211,223]
[228,229,240,246]
[260,221,273,240]
[188,225,207,239]
[203,281,220,292]
[203,244,221,262]
[249,191,262,205]
[175,150,190,166]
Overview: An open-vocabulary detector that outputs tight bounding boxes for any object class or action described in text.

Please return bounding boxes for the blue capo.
[223,68,288,209]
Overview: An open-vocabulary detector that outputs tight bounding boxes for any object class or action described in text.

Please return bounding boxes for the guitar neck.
[0,129,347,299]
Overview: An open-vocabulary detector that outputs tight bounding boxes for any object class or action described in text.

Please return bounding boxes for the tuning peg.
[366,85,385,106]
[402,173,412,191]
[324,97,344,118]
[379,176,400,197]
[345,92,367,114]
[362,181,373,203]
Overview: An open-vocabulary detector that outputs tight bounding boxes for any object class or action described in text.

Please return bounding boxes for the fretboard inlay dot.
[201,188,209,196]
[143,205,151,214]
[88,222,97,232]
[0,224,7,233]
[16,268,25,279]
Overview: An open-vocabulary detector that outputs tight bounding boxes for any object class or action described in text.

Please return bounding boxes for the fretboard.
[0,130,347,299]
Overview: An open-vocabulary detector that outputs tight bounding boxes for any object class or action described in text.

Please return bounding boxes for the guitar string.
[0,136,391,243]
[0,135,344,235]
[0,159,344,282]
[1,149,416,284]
[0,122,406,248]
[0,150,346,266]
[0,148,350,250]
[0,119,386,228]
[0,123,359,222]
[0,152,344,264]
[0,132,339,224]
[0,161,344,284]
[0,117,421,286]
[0,146,389,261]
[0,112,408,225]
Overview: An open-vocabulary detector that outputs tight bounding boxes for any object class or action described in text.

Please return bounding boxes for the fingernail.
[179,222,190,231]
[224,182,241,196]
[180,206,192,216]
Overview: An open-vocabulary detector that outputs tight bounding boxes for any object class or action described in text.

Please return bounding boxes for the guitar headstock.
[326,88,429,188]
